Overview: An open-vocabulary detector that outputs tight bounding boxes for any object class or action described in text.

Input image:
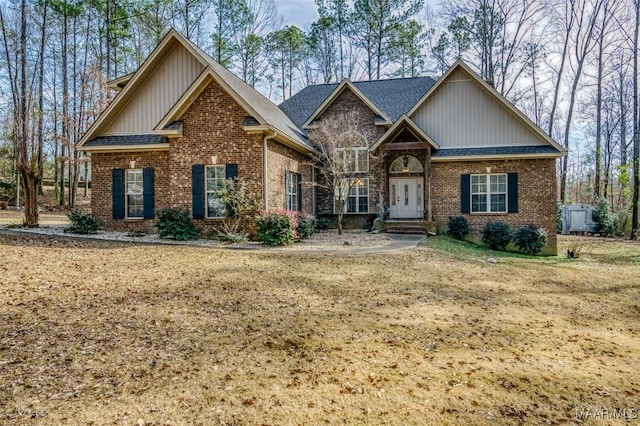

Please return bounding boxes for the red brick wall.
[431,158,558,254]
[90,151,170,233]
[169,79,264,215]
[266,140,314,215]
[91,79,315,234]
[315,88,385,216]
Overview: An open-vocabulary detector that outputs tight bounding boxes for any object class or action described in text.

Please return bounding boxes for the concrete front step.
[385,227,427,234]
[375,220,438,235]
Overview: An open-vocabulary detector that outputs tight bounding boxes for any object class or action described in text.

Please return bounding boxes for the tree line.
[0,0,639,238]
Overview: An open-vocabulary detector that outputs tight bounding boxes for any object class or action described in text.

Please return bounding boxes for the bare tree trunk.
[105,0,110,79]
[60,9,68,206]
[36,4,47,197]
[631,0,639,239]
[548,3,573,138]
[594,23,604,200]
[560,0,603,203]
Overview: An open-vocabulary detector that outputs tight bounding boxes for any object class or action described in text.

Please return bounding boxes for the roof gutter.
[76,143,170,153]
[431,152,565,162]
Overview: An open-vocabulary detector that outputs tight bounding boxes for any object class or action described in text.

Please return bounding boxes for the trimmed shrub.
[64,211,100,234]
[296,214,316,239]
[514,224,548,255]
[255,212,295,246]
[481,221,513,251]
[315,217,331,230]
[447,216,470,240]
[155,208,199,240]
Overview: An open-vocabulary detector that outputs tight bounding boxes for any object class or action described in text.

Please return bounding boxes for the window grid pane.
[340,178,368,214]
[472,194,487,213]
[356,148,369,172]
[126,169,143,218]
[491,194,506,212]
[206,165,226,218]
[285,172,299,211]
[471,174,507,213]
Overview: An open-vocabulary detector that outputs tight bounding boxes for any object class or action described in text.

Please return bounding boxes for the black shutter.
[508,172,518,213]
[192,164,205,219]
[225,163,238,182]
[460,174,471,214]
[297,173,303,212]
[112,168,125,219]
[142,167,154,219]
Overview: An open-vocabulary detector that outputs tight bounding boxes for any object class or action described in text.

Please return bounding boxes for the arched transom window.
[389,155,423,173]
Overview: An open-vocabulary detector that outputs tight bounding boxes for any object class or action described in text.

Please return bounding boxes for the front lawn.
[0,234,638,425]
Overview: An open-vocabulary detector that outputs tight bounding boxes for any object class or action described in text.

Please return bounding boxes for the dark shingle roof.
[279,76,436,129]
[84,134,168,147]
[243,116,261,126]
[163,120,182,130]
[432,145,562,158]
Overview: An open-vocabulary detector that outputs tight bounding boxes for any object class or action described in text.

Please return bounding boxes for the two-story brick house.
[78,29,566,254]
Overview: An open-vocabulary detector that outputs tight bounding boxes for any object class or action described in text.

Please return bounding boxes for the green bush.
[255,212,295,246]
[64,211,100,234]
[0,179,17,203]
[616,205,631,237]
[155,208,199,240]
[513,224,548,255]
[296,214,316,239]
[315,217,331,230]
[593,197,616,237]
[481,221,513,251]
[447,216,470,240]
[557,202,563,233]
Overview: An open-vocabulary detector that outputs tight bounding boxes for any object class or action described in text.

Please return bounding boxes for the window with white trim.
[471,174,507,213]
[206,165,226,218]
[285,171,300,211]
[336,147,369,173]
[336,178,369,214]
[125,169,143,218]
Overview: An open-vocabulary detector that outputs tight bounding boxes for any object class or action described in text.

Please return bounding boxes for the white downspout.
[263,131,277,211]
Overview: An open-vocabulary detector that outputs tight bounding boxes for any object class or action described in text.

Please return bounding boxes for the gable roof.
[300,79,392,128]
[407,61,567,155]
[78,29,315,154]
[370,115,439,151]
[279,76,436,129]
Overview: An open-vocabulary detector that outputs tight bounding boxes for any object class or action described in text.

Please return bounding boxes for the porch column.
[425,148,433,222]
[376,149,388,217]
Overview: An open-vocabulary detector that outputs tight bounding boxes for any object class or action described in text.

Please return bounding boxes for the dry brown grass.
[0,210,70,226]
[0,233,638,425]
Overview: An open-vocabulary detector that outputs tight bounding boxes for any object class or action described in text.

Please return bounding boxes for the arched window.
[389,155,423,173]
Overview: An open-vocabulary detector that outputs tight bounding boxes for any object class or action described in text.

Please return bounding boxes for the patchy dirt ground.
[0,234,638,425]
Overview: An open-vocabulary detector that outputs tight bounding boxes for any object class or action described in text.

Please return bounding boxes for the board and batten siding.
[104,43,205,135]
[411,68,545,148]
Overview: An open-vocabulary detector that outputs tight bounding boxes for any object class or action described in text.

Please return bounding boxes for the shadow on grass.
[420,235,568,263]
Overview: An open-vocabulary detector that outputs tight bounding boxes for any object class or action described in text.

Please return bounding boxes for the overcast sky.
[277,0,320,29]
[277,0,439,29]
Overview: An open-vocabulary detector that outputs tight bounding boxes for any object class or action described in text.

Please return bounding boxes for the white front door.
[389,177,423,219]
